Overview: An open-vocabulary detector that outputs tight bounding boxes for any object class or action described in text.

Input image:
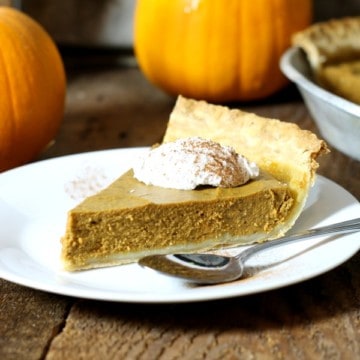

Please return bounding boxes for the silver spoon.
[139,217,360,284]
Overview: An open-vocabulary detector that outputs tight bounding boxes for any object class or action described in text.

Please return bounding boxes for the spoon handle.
[236,217,360,263]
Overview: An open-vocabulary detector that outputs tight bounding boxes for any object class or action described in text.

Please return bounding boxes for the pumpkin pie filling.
[317,60,360,104]
[62,170,294,270]
[61,96,328,271]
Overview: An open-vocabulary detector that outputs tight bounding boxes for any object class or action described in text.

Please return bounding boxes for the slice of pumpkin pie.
[61,96,328,271]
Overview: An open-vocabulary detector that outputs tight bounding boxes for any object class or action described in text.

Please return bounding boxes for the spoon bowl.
[139,217,360,284]
[140,253,244,284]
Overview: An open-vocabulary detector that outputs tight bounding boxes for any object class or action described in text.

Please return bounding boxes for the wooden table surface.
[1,56,359,360]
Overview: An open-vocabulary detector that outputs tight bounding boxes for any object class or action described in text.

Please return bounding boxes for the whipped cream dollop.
[133,137,259,190]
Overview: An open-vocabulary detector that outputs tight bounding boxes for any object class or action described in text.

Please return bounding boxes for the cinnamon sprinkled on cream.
[133,137,259,190]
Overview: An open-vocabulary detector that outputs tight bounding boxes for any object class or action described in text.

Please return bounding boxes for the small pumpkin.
[134,0,312,102]
[0,7,66,172]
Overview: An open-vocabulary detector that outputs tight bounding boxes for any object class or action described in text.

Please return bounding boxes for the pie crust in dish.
[61,97,328,271]
[292,17,360,104]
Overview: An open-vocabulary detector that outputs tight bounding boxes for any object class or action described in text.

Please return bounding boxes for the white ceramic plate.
[0,148,359,303]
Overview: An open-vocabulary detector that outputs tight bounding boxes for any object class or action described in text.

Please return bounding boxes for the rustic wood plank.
[40,66,175,160]
[0,280,72,360]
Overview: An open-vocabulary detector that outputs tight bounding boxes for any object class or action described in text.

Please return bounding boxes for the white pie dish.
[280,47,360,161]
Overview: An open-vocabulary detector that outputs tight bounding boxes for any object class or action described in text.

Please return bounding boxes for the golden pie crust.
[292,17,360,104]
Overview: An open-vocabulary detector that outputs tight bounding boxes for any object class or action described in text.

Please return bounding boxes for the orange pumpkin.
[134,0,312,102]
[0,7,66,172]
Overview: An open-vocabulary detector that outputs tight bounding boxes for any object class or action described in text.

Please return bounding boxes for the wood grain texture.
[1,62,359,360]
[0,280,71,360]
